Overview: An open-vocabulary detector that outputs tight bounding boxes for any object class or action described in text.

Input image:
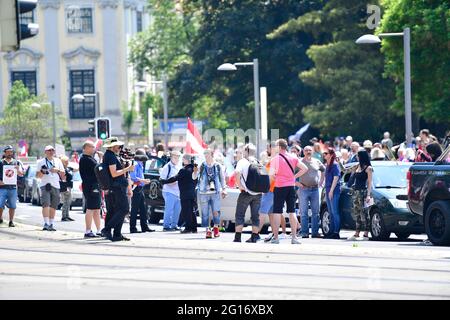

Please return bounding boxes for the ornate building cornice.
[4,47,43,61]
[98,0,120,9]
[62,46,101,60]
[38,0,61,10]
[124,0,138,10]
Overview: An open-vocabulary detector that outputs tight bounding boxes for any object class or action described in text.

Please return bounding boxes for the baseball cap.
[44,145,55,151]
[3,145,13,152]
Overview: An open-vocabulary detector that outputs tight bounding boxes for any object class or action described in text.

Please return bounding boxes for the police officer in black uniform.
[101,137,134,242]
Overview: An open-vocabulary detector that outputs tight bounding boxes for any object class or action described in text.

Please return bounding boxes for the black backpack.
[94,162,112,190]
[243,160,270,193]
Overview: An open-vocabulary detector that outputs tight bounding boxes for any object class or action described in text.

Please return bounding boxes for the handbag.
[364,196,374,208]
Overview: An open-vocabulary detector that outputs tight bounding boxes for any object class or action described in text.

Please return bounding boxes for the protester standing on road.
[297,145,325,239]
[0,146,24,227]
[269,139,308,244]
[347,150,373,241]
[198,149,227,238]
[381,132,393,149]
[79,141,102,238]
[161,154,199,234]
[323,148,341,239]
[160,151,182,231]
[101,137,134,242]
[425,142,443,162]
[129,149,154,233]
[36,146,65,231]
[233,143,262,243]
[59,156,75,222]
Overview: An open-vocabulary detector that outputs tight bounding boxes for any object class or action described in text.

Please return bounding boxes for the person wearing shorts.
[36,146,65,231]
[0,145,24,227]
[79,141,103,238]
[269,139,308,244]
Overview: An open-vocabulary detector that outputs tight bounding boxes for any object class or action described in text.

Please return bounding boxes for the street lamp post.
[356,27,413,146]
[218,59,261,156]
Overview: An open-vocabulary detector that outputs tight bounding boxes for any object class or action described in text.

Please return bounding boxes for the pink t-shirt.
[270,151,299,187]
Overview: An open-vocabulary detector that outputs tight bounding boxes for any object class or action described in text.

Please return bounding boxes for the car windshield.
[73,172,81,181]
[372,165,411,188]
[28,166,36,178]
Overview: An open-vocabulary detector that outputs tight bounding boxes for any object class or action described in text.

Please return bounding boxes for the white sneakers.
[347,235,370,241]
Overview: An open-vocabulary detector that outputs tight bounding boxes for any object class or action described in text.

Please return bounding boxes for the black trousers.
[180,199,197,231]
[130,186,149,231]
[104,186,129,237]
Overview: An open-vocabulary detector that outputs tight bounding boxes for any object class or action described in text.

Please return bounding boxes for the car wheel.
[370,209,390,241]
[425,201,450,246]
[320,207,332,237]
[225,221,235,233]
[148,206,162,224]
[395,232,411,240]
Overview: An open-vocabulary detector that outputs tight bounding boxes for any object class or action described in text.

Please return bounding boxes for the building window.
[66,8,93,34]
[69,70,95,119]
[20,10,35,25]
[11,71,37,96]
[137,11,143,32]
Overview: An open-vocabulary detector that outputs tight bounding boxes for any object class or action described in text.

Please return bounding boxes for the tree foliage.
[0,81,59,155]
[379,0,450,126]
[128,0,200,79]
[270,0,404,142]
[169,0,322,136]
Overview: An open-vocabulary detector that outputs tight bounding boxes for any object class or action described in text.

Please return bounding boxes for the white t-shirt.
[235,157,261,195]
[160,161,181,197]
[37,157,65,189]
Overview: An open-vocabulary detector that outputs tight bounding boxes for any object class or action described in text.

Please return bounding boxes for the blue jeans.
[325,190,340,234]
[199,193,221,227]
[162,191,181,229]
[299,187,320,236]
[0,188,17,210]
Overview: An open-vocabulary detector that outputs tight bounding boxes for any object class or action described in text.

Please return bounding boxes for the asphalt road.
[1,202,449,300]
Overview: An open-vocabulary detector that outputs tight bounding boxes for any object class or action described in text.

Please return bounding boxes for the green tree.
[169,0,322,136]
[270,0,403,142]
[128,0,200,79]
[379,0,450,130]
[138,92,162,137]
[0,81,58,155]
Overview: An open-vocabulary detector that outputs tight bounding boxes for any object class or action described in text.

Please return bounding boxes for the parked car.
[18,164,36,203]
[407,136,450,246]
[320,161,424,241]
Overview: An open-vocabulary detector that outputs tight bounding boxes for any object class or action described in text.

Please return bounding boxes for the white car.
[198,187,271,233]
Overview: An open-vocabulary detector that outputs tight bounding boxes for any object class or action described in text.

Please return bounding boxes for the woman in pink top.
[269,139,308,244]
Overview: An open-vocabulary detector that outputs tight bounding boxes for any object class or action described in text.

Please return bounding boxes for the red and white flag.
[18,140,28,157]
[185,118,207,155]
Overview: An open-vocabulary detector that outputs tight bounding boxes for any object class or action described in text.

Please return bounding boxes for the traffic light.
[87,119,95,136]
[96,118,111,140]
[0,0,39,51]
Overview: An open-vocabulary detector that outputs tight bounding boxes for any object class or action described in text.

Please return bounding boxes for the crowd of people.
[0,128,448,244]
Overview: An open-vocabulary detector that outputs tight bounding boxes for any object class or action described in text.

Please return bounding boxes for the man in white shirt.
[160,150,182,231]
[36,145,65,231]
[233,143,262,243]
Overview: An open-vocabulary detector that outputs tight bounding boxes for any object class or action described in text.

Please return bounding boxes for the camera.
[191,157,198,167]
[208,179,215,191]
[40,165,50,175]
[119,147,135,168]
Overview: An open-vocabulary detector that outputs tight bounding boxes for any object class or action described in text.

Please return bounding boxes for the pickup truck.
[407,136,450,246]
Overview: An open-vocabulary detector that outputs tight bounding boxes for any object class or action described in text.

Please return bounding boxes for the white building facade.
[0,0,150,147]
